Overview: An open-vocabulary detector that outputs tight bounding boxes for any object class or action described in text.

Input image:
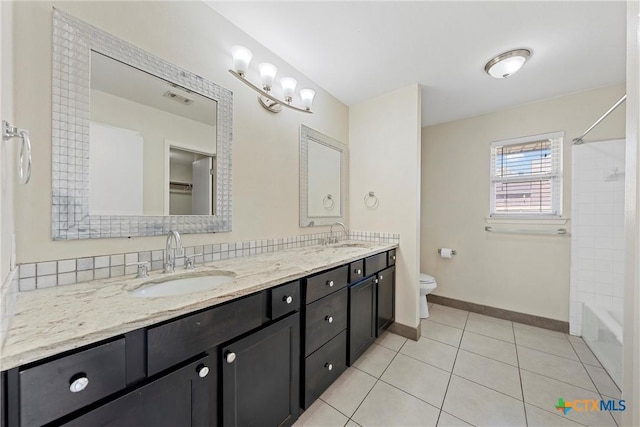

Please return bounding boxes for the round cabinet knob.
[326,280,334,287]
[324,363,333,371]
[393,255,396,260]
[355,269,362,275]
[197,364,210,378]
[325,316,334,324]
[225,352,236,364]
[283,295,293,304]
[375,279,379,284]
[380,275,384,280]
[69,376,89,393]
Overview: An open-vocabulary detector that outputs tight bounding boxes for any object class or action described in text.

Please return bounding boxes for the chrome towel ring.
[364,191,379,209]
[2,120,32,184]
[322,194,335,210]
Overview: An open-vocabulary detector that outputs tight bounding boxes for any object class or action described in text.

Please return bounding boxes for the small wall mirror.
[52,9,232,239]
[299,125,347,227]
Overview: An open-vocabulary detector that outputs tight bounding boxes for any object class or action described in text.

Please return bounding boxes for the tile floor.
[294,303,622,427]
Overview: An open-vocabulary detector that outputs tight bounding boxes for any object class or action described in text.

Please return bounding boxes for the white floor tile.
[513,322,568,339]
[515,327,579,361]
[375,331,407,352]
[320,367,377,417]
[428,305,469,329]
[584,364,621,399]
[453,350,522,400]
[520,370,617,427]
[442,375,526,426]
[570,340,602,367]
[352,381,440,426]
[294,399,349,427]
[437,411,472,426]
[518,346,596,391]
[352,343,396,378]
[400,336,458,372]
[459,330,518,366]
[421,319,464,347]
[381,353,451,408]
[524,403,583,426]
[465,314,515,343]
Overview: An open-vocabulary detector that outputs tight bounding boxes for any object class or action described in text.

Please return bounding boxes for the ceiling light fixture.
[229,45,315,114]
[484,48,532,79]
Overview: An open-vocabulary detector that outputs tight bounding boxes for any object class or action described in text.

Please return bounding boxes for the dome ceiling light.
[484,48,532,79]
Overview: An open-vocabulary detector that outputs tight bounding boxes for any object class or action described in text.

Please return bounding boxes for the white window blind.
[490,132,563,216]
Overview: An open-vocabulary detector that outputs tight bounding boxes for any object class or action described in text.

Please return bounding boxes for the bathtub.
[581,302,622,389]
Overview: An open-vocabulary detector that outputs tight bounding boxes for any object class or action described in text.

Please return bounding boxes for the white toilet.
[419,273,438,318]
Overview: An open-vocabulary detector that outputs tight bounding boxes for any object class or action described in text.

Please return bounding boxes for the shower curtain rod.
[573,94,626,145]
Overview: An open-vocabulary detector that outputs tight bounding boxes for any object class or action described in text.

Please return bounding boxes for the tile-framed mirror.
[299,125,347,227]
[51,9,233,240]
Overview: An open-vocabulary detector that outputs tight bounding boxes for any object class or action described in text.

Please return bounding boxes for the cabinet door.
[222,313,300,427]
[377,266,395,336]
[62,354,216,427]
[348,277,376,365]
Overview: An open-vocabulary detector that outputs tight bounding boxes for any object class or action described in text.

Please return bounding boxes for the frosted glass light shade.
[484,49,531,79]
[231,46,252,75]
[300,89,316,110]
[281,77,297,102]
[259,63,277,91]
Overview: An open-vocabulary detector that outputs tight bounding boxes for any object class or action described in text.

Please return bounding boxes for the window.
[490,132,563,217]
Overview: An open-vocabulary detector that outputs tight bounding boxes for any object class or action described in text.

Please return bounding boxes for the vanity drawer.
[388,249,396,266]
[19,338,126,427]
[305,265,348,304]
[147,293,263,375]
[305,288,348,356]
[270,280,300,319]
[364,252,387,276]
[304,330,347,408]
[349,260,365,283]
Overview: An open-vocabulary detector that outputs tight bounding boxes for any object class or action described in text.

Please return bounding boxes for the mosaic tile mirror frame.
[51,9,233,240]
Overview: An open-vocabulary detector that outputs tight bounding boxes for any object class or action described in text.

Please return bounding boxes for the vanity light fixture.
[484,48,531,79]
[229,45,315,114]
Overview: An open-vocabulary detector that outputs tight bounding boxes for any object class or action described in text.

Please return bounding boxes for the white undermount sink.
[130,273,235,297]
[330,242,368,248]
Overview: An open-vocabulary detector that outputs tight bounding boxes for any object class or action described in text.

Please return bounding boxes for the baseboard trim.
[428,295,569,334]
[387,321,420,341]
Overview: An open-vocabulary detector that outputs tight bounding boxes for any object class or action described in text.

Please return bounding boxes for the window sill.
[485,216,570,225]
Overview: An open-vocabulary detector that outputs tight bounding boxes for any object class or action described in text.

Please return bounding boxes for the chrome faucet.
[329,222,347,244]
[164,230,184,273]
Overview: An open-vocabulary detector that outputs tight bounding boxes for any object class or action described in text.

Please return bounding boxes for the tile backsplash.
[17,231,400,292]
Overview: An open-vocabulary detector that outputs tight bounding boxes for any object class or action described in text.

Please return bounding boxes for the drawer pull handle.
[197,364,210,378]
[354,269,362,274]
[283,295,293,304]
[324,363,333,371]
[225,352,237,364]
[380,275,384,280]
[69,376,89,393]
[326,280,334,287]
[325,315,334,324]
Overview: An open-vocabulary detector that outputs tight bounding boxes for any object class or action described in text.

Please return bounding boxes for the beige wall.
[1,0,15,283]
[623,0,639,424]
[350,84,422,329]
[422,84,625,322]
[13,1,348,263]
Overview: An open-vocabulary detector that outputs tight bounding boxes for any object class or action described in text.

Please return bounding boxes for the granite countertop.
[0,241,397,370]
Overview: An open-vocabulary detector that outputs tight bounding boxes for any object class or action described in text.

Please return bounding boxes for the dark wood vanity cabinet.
[1,251,397,427]
[221,313,299,427]
[377,266,396,335]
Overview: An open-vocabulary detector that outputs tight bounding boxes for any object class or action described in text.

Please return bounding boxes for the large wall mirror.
[299,125,347,227]
[52,9,232,239]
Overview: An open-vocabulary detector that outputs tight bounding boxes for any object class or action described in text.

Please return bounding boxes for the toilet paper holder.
[438,248,457,256]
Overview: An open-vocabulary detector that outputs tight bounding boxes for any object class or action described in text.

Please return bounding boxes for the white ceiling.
[207,1,626,126]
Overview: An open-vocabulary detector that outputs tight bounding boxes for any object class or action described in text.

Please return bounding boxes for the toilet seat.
[420,273,435,284]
